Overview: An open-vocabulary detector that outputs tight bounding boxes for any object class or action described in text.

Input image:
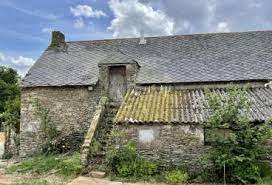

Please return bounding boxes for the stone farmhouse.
[20,31,272,168]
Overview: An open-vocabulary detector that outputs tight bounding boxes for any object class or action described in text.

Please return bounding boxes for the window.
[138,129,156,144]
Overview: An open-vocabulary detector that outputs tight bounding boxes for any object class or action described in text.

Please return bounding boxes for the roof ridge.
[66,30,272,43]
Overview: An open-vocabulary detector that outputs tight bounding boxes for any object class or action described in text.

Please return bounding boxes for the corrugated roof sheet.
[114,86,272,124]
[22,31,272,87]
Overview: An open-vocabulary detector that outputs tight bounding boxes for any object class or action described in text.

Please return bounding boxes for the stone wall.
[98,65,109,94]
[126,63,139,88]
[113,124,205,170]
[20,85,101,157]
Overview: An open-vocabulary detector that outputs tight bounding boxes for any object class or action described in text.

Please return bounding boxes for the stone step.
[87,106,117,169]
[90,171,106,179]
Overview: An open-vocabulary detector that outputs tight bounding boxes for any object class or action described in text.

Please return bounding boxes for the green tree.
[1,97,20,132]
[0,66,20,130]
[0,67,18,84]
[205,86,272,184]
[0,66,21,158]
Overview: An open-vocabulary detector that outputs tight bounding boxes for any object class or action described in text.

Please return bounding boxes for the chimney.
[139,29,146,45]
[49,31,65,48]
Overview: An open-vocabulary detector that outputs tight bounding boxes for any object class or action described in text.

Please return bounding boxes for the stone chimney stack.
[49,31,66,48]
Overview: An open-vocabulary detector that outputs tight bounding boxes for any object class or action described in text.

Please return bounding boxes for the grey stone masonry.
[20,85,101,157]
[126,63,139,88]
[113,124,205,171]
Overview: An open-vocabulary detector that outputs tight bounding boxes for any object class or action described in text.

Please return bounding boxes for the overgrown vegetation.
[86,106,116,172]
[103,123,191,184]
[203,86,272,184]
[106,141,158,178]
[0,66,21,158]
[33,100,60,154]
[6,152,81,178]
[105,139,191,184]
[0,66,20,127]
[164,170,189,184]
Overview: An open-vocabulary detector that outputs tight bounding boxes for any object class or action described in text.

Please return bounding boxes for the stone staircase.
[82,101,119,176]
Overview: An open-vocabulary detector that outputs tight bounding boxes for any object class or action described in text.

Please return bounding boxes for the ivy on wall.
[33,100,60,154]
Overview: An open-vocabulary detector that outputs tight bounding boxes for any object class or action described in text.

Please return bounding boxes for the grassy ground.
[2,152,271,185]
[4,152,81,184]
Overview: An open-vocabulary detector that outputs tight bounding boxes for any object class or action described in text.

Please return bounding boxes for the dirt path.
[0,175,160,185]
[0,171,67,185]
[0,175,13,185]
[68,176,166,185]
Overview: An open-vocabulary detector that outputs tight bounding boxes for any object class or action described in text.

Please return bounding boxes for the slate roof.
[114,86,272,124]
[98,51,137,66]
[22,30,272,87]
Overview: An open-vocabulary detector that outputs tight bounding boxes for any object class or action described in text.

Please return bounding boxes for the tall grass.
[6,152,81,178]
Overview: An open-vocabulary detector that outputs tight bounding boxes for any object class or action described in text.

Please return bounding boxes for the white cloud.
[11,56,35,66]
[73,18,85,29]
[216,22,230,32]
[0,53,6,61]
[0,52,35,76]
[108,0,175,38]
[42,27,53,33]
[70,4,107,30]
[70,5,107,18]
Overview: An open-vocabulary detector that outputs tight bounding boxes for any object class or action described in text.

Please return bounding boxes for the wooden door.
[109,66,127,102]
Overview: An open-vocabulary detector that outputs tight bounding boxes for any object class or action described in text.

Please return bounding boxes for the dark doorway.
[108,66,127,102]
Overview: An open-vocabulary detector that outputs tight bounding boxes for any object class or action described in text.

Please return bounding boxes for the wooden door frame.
[108,65,127,102]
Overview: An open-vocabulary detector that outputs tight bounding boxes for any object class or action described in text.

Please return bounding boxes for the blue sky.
[1,0,272,76]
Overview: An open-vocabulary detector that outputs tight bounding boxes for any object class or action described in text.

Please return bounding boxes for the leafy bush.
[204,86,272,184]
[106,141,158,178]
[6,152,81,178]
[258,163,272,185]
[164,170,189,184]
